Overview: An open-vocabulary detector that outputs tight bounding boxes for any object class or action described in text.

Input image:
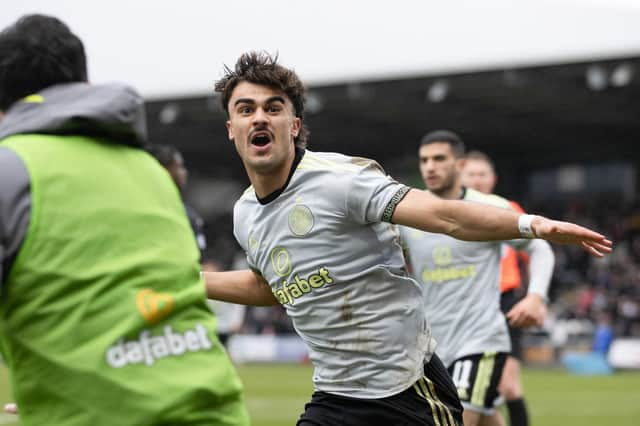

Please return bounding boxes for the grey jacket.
[0,82,147,286]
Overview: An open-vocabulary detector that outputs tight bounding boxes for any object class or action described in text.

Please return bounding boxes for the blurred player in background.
[399,130,554,426]
[202,52,610,426]
[462,150,533,426]
[149,144,207,255]
[0,14,248,425]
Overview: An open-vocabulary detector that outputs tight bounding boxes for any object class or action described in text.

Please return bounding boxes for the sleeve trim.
[382,186,410,223]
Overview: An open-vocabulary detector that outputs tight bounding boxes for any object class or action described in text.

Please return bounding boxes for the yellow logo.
[23,94,44,103]
[274,267,334,305]
[421,265,476,283]
[271,247,293,277]
[136,289,174,324]
[248,234,258,252]
[432,245,453,266]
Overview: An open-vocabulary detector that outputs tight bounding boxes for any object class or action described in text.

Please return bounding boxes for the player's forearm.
[203,269,279,306]
[395,189,611,256]
[393,189,523,241]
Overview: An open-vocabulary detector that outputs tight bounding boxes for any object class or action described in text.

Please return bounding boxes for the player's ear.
[226,120,234,141]
[291,117,301,137]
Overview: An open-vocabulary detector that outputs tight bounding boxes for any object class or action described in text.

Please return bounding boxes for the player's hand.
[4,403,17,415]
[531,217,612,257]
[506,293,547,328]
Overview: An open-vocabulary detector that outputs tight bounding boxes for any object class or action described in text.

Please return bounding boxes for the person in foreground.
[0,15,248,425]
[202,51,611,426]
[400,131,553,426]
[462,149,535,426]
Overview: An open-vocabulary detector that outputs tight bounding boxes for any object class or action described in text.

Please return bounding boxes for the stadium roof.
[145,56,640,180]
[3,0,640,98]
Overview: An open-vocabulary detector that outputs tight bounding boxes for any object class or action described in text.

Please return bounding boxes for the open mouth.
[251,131,272,147]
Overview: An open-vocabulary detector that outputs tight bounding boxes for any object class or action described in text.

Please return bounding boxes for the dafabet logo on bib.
[105,289,213,368]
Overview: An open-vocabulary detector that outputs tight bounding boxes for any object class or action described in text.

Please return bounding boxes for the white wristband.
[518,214,537,239]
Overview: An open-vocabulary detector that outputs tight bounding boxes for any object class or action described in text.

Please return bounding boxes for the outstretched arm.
[203,269,279,306]
[391,189,611,257]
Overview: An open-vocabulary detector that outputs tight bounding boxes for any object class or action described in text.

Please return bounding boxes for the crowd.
[538,197,640,339]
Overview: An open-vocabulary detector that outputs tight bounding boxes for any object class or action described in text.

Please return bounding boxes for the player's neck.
[249,166,291,199]
[247,150,298,200]
[435,182,465,200]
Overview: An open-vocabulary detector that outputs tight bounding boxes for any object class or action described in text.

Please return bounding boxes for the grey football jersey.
[234,150,434,398]
[399,188,530,367]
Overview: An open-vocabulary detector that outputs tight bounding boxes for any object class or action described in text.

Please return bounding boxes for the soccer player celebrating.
[463,150,535,426]
[0,15,248,425]
[203,52,610,426]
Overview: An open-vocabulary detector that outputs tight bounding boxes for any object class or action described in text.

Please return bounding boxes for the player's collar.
[256,147,305,205]
[459,187,467,200]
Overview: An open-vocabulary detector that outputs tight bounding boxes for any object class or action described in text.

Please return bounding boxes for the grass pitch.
[0,363,638,425]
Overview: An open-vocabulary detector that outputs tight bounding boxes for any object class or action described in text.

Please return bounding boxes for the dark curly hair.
[420,130,466,158]
[0,14,87,111]
[214,51,309,148]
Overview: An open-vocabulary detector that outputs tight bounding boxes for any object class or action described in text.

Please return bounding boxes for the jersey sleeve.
[345,160,410,224]
[232,199,258,271]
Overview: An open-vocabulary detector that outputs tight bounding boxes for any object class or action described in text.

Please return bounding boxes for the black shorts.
[447,352,508,415]
[297,354,463,426]
[500,289,523,360]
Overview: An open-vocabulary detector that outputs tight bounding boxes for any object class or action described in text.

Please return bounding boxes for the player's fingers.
[580,241,612,257]
[508,309,525,327]
[515,316,533,328]
[527,310,543,327]
[4,403,17,414]
[509,316,522,327]
[531,312,544,327]
[580,241,603,257]
[590,240,613,253]
[510,303,544,328]
[561,221,607,239]
[542,221,611,248]
[573,226,607,241]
